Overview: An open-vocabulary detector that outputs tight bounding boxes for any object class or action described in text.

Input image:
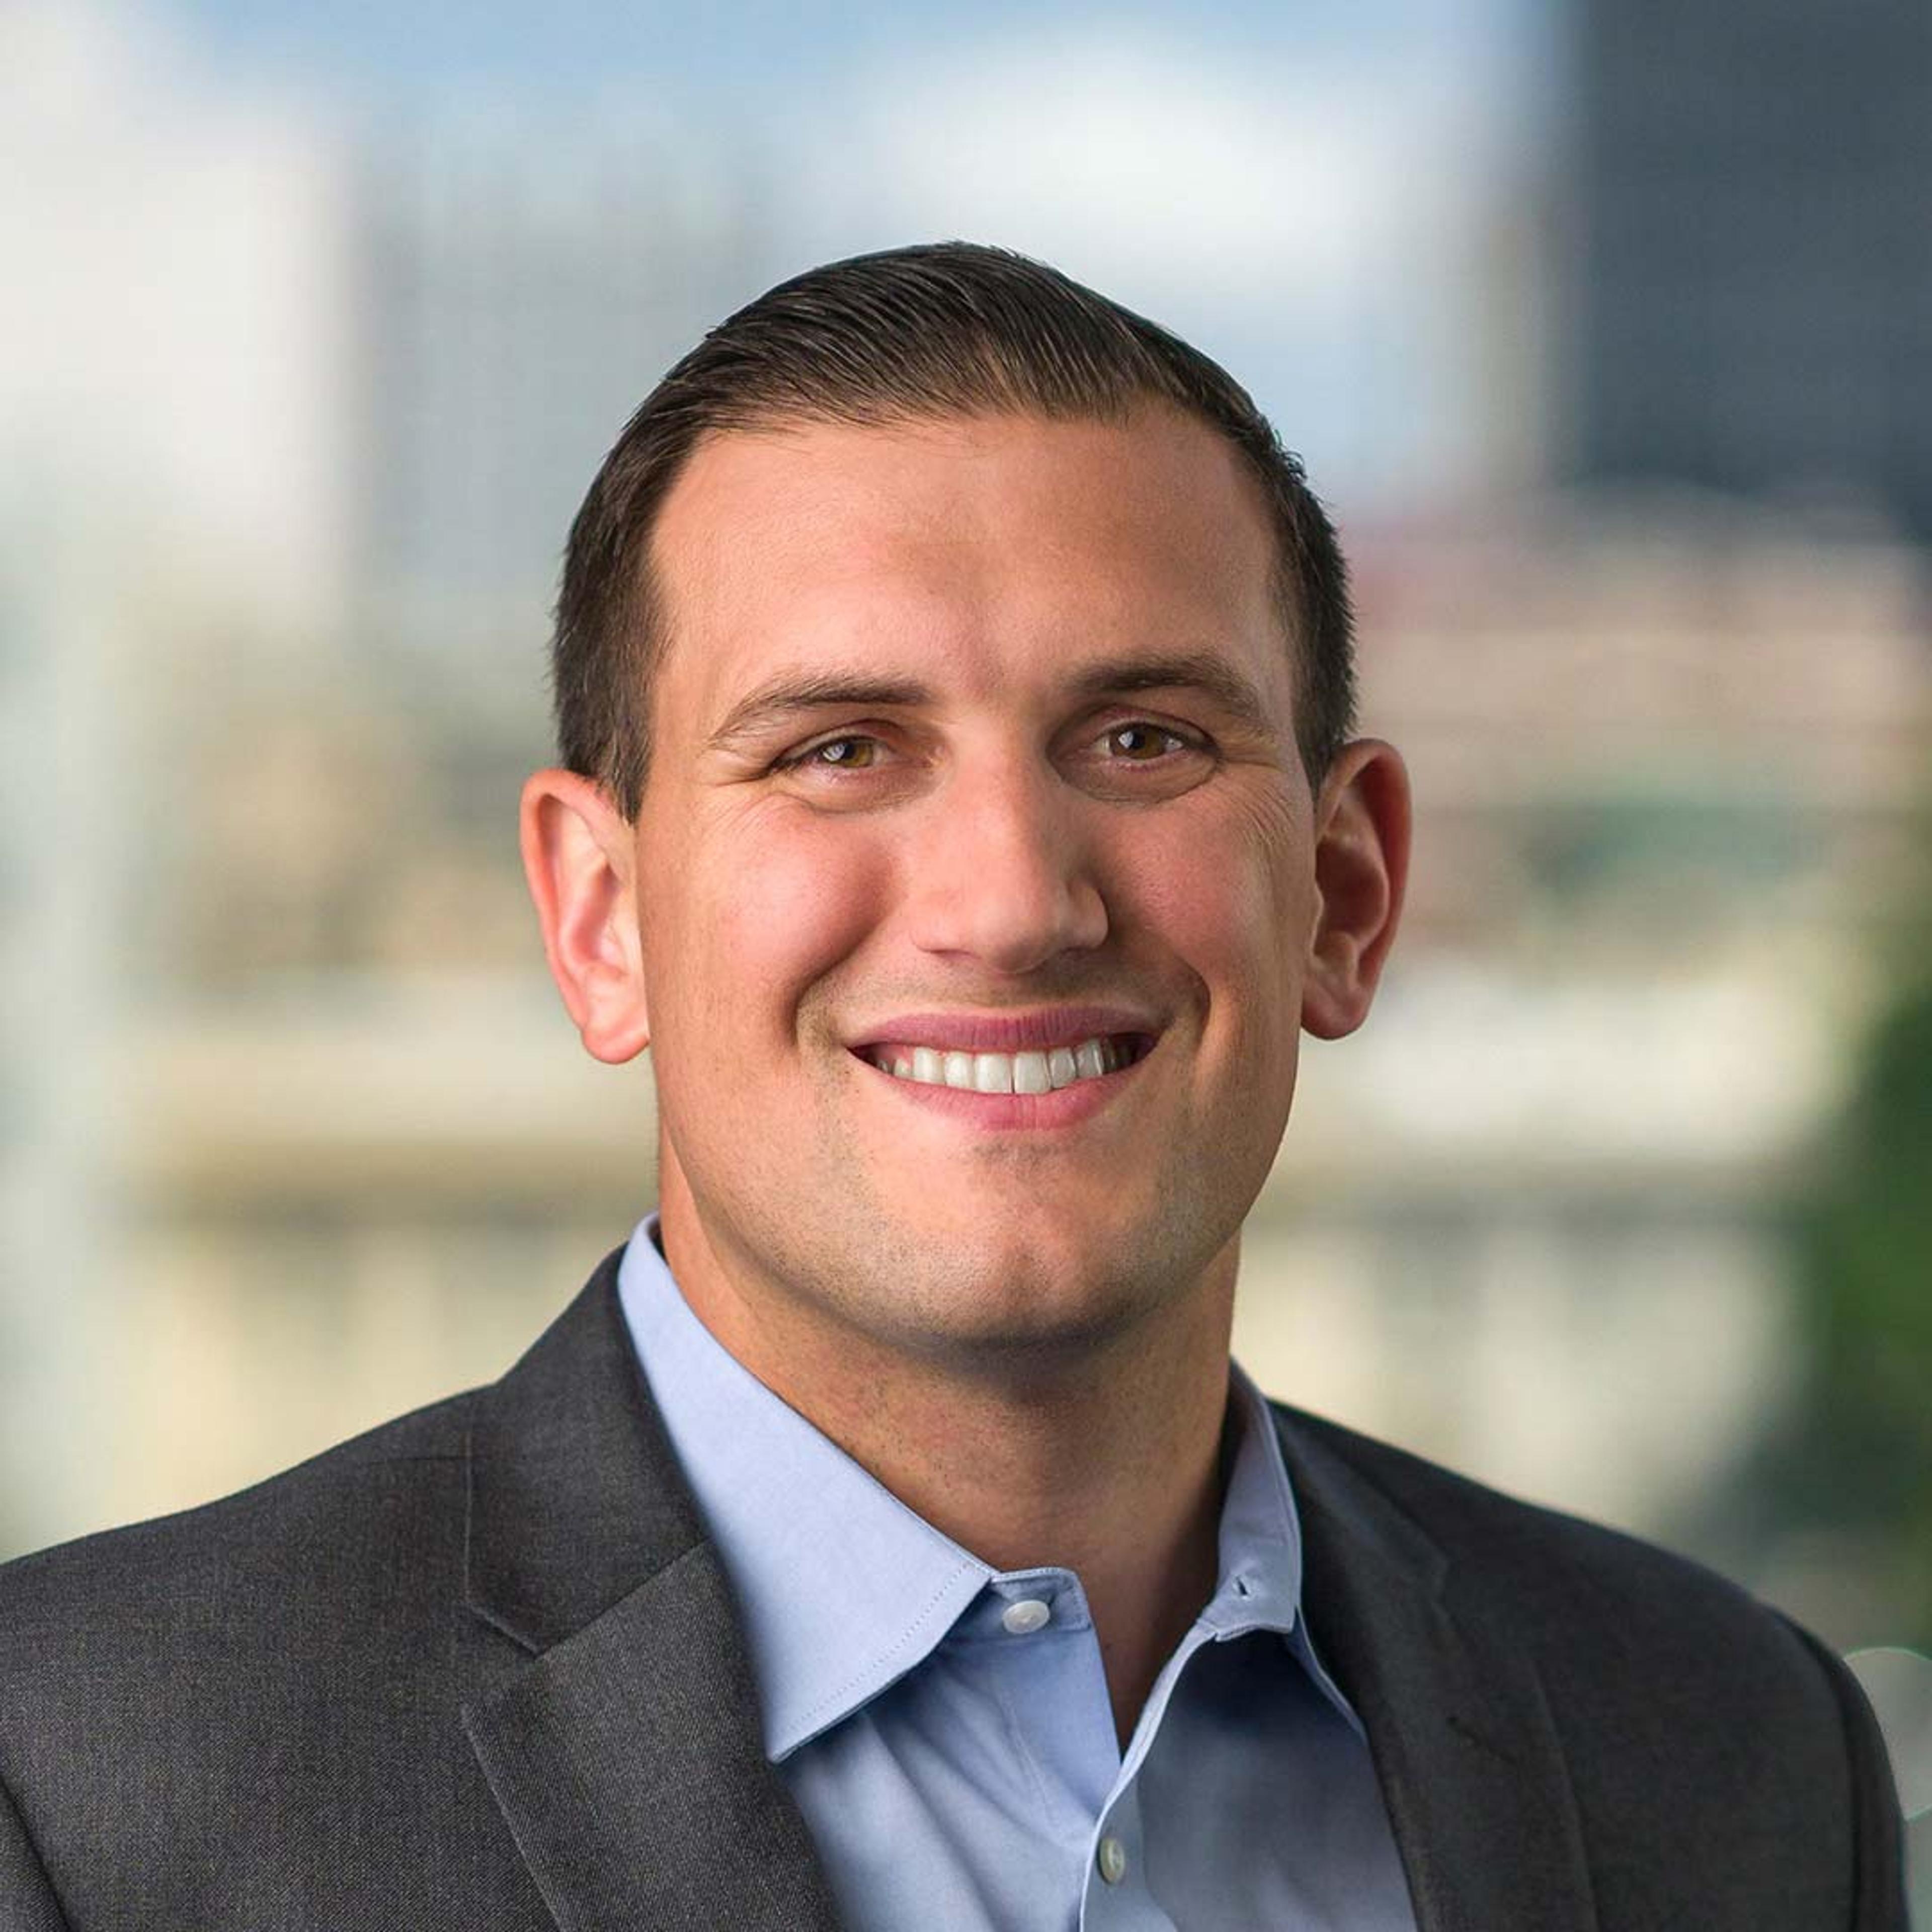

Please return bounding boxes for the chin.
[853,1227,1176,1364]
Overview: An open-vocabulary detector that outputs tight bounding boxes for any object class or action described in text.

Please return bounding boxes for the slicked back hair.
[551,242,1356,817]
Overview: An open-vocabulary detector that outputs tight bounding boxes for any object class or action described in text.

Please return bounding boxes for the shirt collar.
[615,1214,1358,1758]
[1215,1360,1364,1737]
[617,1216,986,1758]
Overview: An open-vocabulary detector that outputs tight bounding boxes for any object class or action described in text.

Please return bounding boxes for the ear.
[519,768,652,1064]
[1300,738,1412,1041]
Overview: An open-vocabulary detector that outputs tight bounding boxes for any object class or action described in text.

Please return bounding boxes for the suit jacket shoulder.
[1271,1399,1907,1931]
[0,1265,1906,1931]
[0,1383,555,1929]
[1281,1392,1811,1650]
[1,1382,473,1634]
[0,1253,833,1932]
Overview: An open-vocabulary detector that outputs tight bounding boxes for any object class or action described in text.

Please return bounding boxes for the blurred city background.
[3,0,1929,1897]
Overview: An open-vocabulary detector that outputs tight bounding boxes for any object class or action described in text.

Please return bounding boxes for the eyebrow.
[705,650,1279,751]
[707,673,934,750]
[1065,652,1278,742]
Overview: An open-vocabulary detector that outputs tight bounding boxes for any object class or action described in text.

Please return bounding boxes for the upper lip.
[846,1006,1164,1055]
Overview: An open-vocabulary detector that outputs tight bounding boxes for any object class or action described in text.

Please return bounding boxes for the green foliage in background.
[1766,861,1932,1648]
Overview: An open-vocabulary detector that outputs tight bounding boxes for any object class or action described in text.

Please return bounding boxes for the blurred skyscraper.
[1566,0,1932,538]
[354,109,767,655]
[0,0,350,1554]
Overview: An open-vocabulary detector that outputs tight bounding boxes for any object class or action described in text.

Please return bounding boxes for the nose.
[901,756,1109,975]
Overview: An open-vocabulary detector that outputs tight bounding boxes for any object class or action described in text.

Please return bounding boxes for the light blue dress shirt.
[617,1216,1417,1931]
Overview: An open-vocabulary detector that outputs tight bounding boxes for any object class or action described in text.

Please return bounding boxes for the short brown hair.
[551,241,1356,815]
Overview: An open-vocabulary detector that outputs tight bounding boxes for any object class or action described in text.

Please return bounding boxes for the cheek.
[1113,793,1310,1027]
[646,807,890,1044]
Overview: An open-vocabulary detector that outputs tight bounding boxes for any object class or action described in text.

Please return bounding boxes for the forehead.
[644,406,1289,723]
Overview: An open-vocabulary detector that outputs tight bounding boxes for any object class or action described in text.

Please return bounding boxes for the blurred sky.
[113,0,1554,514]
[159,0,1545,107]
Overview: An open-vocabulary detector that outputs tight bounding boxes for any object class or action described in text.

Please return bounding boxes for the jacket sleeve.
[1782,1619,1910,1931]
[1,1769,72,1932]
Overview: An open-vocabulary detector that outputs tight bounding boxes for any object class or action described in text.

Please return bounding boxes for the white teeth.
[874,1034,1137,1093]
[1012,1051,1051,1095]
[973,1053,1012,1094]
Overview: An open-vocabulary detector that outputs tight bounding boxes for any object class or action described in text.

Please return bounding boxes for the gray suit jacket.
[0,1248,1907,1929]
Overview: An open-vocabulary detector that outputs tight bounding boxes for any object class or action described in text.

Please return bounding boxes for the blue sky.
[138,0,1556,514]
[158,0,1541,109]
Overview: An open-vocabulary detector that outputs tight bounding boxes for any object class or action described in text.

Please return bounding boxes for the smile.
[861,1034,1153,1094]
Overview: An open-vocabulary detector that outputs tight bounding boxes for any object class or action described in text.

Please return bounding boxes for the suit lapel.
[456,1251,1600,1930]
[459,1250,842,1932]
[1276,1409,1601,1932]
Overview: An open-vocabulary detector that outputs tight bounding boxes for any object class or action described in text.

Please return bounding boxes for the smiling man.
[0,245,1907,1929]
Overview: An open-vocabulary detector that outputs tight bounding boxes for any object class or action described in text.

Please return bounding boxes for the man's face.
[631,405,1334,1367]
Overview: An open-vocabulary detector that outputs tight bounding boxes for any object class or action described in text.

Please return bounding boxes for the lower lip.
[852,1046,1150,1130]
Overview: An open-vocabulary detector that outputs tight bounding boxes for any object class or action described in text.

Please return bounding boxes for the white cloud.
[764,23,1499,503]
[781,27,1477,308]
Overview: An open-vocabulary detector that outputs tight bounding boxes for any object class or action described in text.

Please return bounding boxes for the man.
[0,244,1906,1929]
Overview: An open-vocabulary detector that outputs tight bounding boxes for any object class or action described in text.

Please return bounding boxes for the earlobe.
[1300,739,1412,1042]
[518,769,653,1065]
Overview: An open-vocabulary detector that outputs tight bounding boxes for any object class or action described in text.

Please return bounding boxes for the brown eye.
[803,736,879,769]
[1106,723,1184,761]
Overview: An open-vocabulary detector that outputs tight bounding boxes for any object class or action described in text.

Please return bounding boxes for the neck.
[656,1185,1238,1746]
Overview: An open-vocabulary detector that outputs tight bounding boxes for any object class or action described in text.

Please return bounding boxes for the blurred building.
[354,108,767,657]
[0,16,771,1553]
[1240,507,1932,1597]
[0,0,351,1556]
[1565,0,1932,537]
[0,1,352,635]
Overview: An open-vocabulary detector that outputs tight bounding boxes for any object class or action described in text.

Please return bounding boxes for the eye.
[780,734,884,772]
[1102,721,1195,762]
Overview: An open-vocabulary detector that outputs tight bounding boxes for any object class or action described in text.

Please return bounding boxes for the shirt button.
[1001,1597,1052,1635]
[1097,1834,1129,1885]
